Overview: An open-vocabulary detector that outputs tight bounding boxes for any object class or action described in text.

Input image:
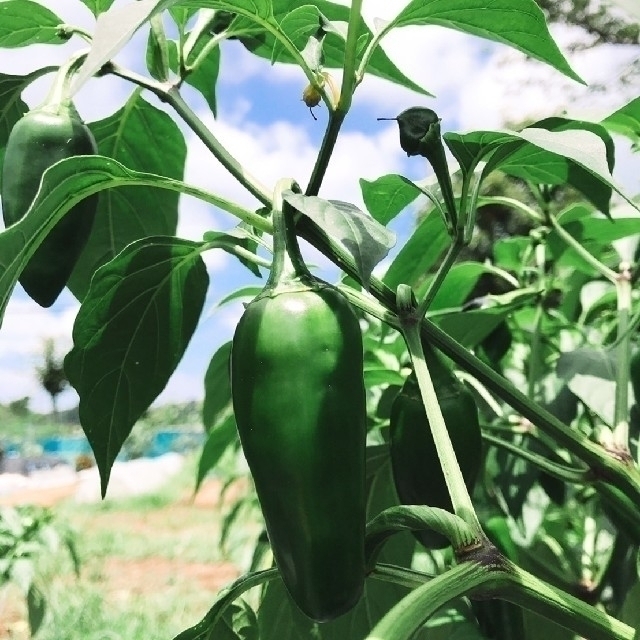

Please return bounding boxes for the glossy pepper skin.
[230,190,366,622]
[1,101,98,307]
[389,344,482,549]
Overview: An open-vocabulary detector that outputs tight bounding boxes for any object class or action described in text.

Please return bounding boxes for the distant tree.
[35,338,68,420]
[536,0,640,47]
[8,396,30,417]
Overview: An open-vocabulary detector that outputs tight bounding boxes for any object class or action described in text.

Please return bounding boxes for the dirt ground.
[0,477,248,639]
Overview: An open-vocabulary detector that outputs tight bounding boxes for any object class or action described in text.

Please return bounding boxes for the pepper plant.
[0,1,639,639]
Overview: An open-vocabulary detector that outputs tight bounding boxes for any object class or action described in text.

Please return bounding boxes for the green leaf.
[214,285,263,309]
[556,348,634,427]
[258,579,318,640]
[602,97,640,146]
[185,41,221,117]
[195,415,238,493]
[390,0,583,83]
[383,209,449,292]
[173,569,278,640]
[547,216,640,272]
[446,126,638,217]
[27,584,46,636]
[79,0,117,16]
[0,155,242,327]
[360,174,421,225]
[69,93,187,299]
[169,7,199,29]
[0,1,65,47]
[432,290,538,349]
[499,118,615,216]
[65,236,209,495]
[202,341,232,432]
[283,192,396,288]
[70,0,168,93]
[271,5,320,64]
[620,582,640,630]
[235,0,430,96]
[424,262,515,311]
[146,16,172,82]
[202,230,262,277]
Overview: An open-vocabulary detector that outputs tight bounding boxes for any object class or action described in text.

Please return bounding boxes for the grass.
[2,455,251,640]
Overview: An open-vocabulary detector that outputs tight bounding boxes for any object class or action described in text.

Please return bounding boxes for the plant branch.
[397,286,483,539]
[613,263,632,449]
[294,215,640,507]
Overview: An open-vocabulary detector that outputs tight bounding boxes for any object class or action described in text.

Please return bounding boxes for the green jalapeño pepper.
[1,75,98,307]
[230,183,366,622]
[389,343,482,549]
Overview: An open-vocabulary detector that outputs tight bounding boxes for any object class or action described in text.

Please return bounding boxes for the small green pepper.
[389,343,482,549]
[1,99,98,307]
[230,184,366,622]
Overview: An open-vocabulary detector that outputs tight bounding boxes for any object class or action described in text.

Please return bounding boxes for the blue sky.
[0,0,639,413]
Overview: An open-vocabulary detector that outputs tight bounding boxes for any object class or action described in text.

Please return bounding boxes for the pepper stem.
[41,49,89,109]
[396,285,483,541]
[267,178,315,288]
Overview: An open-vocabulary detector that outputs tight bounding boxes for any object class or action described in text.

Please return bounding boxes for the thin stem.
[106,63,272,207]
[42,49,89,106]
[613,264,632,448]
[337,286,401,329]
[305,113,346,195]
[57,24,93,43]
[482,432,589,484]
[173,568,279,640]
[337,0,363,113]
[305,0,363,195]
[548,213,618,282]
[398,289,482,539]
[416,239,463,318]
[527,303,545,400]
[366,562,489,640]
[476,195,544,223]
[166,88,272,207]
[502,564,635,640]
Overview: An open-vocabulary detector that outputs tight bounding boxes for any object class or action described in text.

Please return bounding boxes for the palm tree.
[36,338,68,420]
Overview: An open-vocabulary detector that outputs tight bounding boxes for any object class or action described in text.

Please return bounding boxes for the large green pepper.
[389,344,482,549]
[230,187,366,622]
[1,98,98,307]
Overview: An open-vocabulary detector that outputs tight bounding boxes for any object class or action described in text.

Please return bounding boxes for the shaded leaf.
[65,236,209,495]
[283,192,395,288]
[202,341,232,432]
[383,209,449,291]
[556,348,634,426]
[432,290,538,349]
[69,93,187,299]
[195,415,238,493]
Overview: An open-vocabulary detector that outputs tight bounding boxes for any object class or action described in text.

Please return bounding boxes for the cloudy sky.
[0,0,639,413]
